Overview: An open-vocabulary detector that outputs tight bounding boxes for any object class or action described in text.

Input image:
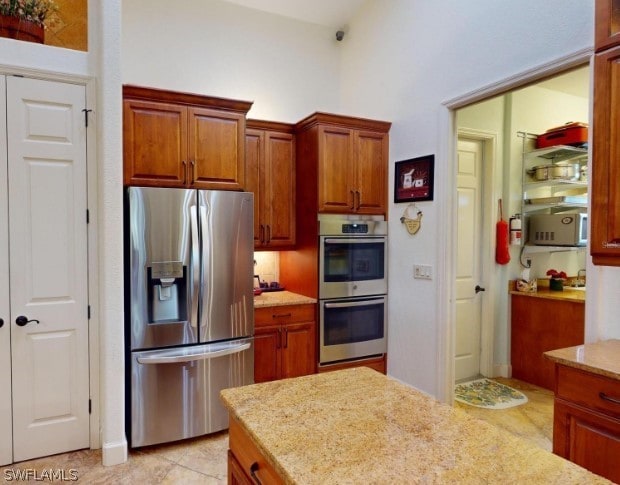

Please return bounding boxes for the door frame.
[456,129,498,381]
[436,47,593,403]
[0,66,100,451]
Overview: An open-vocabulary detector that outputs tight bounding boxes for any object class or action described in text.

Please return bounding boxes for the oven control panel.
[342,224,369,234]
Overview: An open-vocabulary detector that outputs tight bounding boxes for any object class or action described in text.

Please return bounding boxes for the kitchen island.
[220,367,607,484]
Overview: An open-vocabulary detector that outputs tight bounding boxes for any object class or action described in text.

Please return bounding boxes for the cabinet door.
[264,131,295,247]
[228,450,252,485]
[592,46,620,265]
[510,295,584,390]
[355,130,387,214]
[317,126,355,213]
[553,399,620,483]
[281,321,316,379]
[245,129,264,247]
[596,0,620,51]
[123,99,188,187]
[189,107,245,190]
[254,325,281,383]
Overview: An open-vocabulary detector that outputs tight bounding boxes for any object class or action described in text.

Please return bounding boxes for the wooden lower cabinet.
[552,364,620,483]
[254,304,316,383]
[510,294,584,390]
[228,417,283,484]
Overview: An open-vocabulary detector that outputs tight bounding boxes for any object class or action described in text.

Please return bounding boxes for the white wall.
[122,0,342,122]
[338,0,602,397]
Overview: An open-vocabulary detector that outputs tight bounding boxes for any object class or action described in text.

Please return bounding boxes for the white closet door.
[7,76,89,462]
[0,76,13,467]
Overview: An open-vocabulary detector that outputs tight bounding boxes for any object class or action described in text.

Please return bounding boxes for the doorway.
[449,61,591,397]
[455,133,497,382]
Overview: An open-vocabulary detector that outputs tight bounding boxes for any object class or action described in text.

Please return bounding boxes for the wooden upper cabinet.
[245,120,295,249]
[591,45,620,264]
[123,85,252,189]
[318,126,355,212]
[596,0,620,52]
[297,112,391,216]
[123,99,188,187]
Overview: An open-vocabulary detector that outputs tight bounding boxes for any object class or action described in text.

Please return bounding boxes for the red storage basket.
[536,122,588,149]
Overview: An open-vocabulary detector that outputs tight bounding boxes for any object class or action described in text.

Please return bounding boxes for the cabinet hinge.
[82,108,93,127]
[89,399,92,414]
[87,305,91,319]
[86,209,90,224]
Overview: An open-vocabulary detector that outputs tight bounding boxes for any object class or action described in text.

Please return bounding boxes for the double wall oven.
[318,215,387,366]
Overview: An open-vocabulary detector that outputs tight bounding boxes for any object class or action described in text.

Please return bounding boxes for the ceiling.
[534,66,590,99]
[221,0,367,28]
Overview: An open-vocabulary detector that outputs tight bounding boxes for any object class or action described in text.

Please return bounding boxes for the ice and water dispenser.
[147,261,188,323]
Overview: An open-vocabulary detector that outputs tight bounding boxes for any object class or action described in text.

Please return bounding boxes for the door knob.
[0,318,3,328]
[475,285,486,294]
[15,315,40,327]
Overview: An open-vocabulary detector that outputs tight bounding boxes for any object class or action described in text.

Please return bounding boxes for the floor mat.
[454,378,528,409]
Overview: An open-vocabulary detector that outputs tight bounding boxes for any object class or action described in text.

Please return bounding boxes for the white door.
[0,76,13,467]
[7,76,90,462]
[455,138,484,382]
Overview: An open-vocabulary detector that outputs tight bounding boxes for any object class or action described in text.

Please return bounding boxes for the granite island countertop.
[544,339,620,381]
[253,290,316,308]
[220,367,609,484]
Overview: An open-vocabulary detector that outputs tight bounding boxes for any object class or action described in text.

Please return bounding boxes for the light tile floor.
[454,377,554,451]
[1,378,553,483]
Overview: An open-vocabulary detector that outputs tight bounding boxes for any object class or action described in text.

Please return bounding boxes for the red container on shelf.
[536,122,588,149]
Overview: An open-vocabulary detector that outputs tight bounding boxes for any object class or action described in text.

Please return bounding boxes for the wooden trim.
[122,85,253,113]
[246,118,295,133]
[295,111,391,133]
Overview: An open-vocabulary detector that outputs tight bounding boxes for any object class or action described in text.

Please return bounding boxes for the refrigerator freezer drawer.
[130,338,254,448]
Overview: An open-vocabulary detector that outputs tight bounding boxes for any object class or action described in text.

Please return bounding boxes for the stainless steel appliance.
[126,187,254,448]
[319,214,387,299]
[318,214,387,365]
[528,213,587,247]
[319,295,387,364]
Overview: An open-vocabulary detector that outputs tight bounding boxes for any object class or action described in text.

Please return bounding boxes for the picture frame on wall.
[394,155,435,203]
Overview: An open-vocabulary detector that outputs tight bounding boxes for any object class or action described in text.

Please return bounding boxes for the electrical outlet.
[525,258,532,268]
[414,264,432,280]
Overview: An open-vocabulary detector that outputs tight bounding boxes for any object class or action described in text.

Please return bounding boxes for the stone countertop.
[253,290,316,308]
[220,367,608,484]
[544,339,620,381]
[509,287,585,303]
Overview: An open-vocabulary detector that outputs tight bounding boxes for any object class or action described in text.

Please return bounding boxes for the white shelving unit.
[518,132,588,254]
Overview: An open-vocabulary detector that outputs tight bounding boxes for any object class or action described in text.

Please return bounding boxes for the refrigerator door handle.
[190,203,200,329]
[137,342,251,365]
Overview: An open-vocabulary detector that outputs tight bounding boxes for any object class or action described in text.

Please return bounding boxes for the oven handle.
[324,299,385,309]
[137,342,251,364]
[324,238,385,245]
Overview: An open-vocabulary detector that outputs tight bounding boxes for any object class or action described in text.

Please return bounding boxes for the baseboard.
[102,439,128,466]
[493,364,512,378]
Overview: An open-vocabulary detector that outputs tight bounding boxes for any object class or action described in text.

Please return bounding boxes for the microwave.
[528,213,587,247]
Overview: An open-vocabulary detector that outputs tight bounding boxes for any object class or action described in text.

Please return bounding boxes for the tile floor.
[1,378,553,483]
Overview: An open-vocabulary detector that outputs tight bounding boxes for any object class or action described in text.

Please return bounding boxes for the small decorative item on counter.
[546,269,567,291]
[516,279,537,293]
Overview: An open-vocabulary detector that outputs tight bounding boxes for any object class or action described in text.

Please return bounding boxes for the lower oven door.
[130,338,254,448]
[319,295,387,365]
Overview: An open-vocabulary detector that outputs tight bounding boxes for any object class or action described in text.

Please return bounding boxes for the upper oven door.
[319,236,387,299]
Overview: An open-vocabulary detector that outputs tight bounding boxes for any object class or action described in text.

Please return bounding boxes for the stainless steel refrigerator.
[126,187,254,448]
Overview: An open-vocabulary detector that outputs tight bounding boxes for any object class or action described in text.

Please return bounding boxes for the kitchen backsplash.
[254,251,279,285]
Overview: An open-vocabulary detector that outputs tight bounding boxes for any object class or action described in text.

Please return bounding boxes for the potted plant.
[0,0,57,44]
[546,269,567,291]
